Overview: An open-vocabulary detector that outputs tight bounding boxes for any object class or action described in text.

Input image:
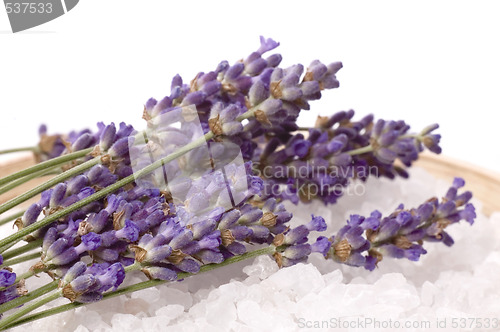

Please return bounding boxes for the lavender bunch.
[0,37,475,330]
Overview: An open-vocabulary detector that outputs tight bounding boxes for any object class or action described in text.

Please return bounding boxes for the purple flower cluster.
[1,36,472,312]
[254,110,441,205]
[322,177,475,270]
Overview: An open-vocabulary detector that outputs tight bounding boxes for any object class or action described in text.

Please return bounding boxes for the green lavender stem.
[1,252,40,267]
[0,147,93,187]
[0,132,214,250]
[0,166,61,195]
[0,281,58,315]
[0,157,100,217]
[0,290,62,329]
[0,147,37,155]
[0,166,61,196]
[0,245,275,330]
[347,145,374,156]
[1,239,43,260]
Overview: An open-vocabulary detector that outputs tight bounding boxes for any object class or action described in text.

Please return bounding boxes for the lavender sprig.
[322,177,475,270]
[0,36,476,330]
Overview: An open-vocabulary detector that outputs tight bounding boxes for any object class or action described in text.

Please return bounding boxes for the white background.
[1,1,499,172]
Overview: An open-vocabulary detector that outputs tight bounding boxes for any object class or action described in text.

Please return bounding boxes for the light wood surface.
[414,153,500,216]
[0,152,499,218]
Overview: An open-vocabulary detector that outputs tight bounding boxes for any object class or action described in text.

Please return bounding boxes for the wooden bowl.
[1,152,499,217]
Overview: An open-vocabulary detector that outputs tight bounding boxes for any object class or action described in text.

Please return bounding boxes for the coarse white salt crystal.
[242,254,279,280]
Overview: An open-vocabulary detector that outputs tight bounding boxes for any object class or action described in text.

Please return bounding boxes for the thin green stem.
[347,145,374,156]
[0,166,61,196]
[0,147,37,155]
[1,252,40,267]
[0,133,214,250]
[0,281,58,315]
[1,239,42,260]
[0,290,62,329]
[0,147,93,187]
[0,157,100,216]
[2,246,275,330]
[0,210,24,226]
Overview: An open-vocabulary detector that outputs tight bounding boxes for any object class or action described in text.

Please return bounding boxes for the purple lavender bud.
[50,183,67,207]
[38,189,52,208]
[437,201,456,217]
[246,58,267,76]
[105,195,123,215]
[248,225,270,240]
[67,175,89,195]
[22,203,42,227]
[78,232,102,252]
[218,210,241,229]
[375,147,397,164]
[45,238,70,261]
[215,61,229,74]
[285,138,311,158]
[77,187,95,200]
[225,63,245,80]
[145,245,172,263]
[99,123,117,151]
[311,236,331,256]
[145,210,166,229]
[226,242,247,255]
[301,81,320,96]
[191,219,217,240]
[373,219,400,242]
[62,261,87,283]
[42,227,58,253]
[249,79,269,105]
[363,256,377,271]
[115,220,140,242]
[306,215,327,232]
[266,54,282,67]
[307,60,328,81]
[87,165,106,184]
[379,244,404,259]
[86,210,109,234]
[100,231,117,247]
[202,80,221,95]
[181,91,207,106]
[404,245,427,261]
[197,231,221,250]
[459,203,476,224]
[169,229,194,250]
[109,137,130,158]
[230,226,252,240]
[284,225,309,245]
[0,270,16,287]
[257,36,279,55]
[197,249,224,264]
[72,133,93,151]
[70,274,97,294]
[143,266,177,281]
[260,99,282,116]
[239,206,263,224]
[283,244,311,260]
[175,258,200,273]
